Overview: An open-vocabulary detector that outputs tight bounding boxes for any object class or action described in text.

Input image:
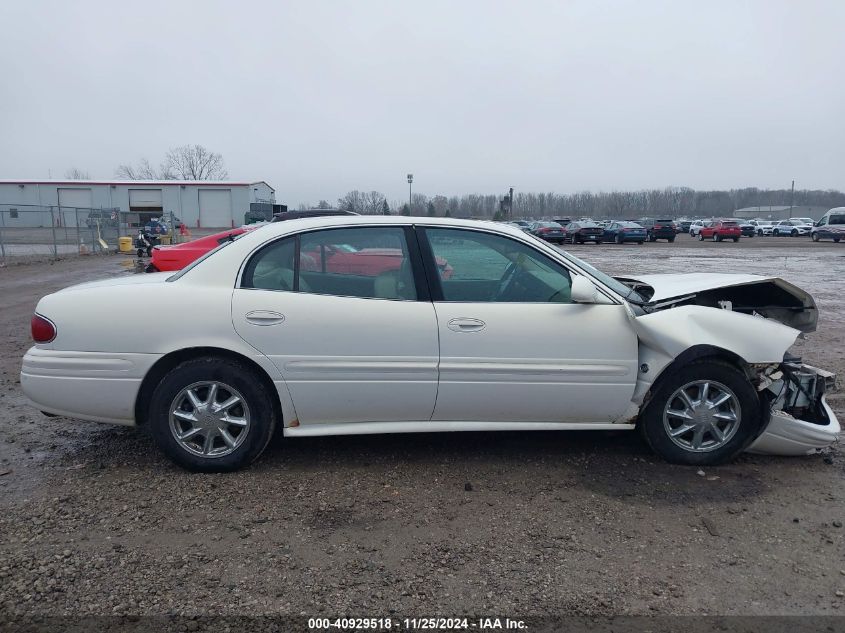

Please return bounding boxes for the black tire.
[773,230,780,237]
[136,248,144,257]
[835,238,841,243]
[668,236,675,243]
[812,233,820,242]
[649,234,657,242]
[615,234,623,244]
[697,234,704,241]
[757,229,763,236]
[144,263,158,273]
[714,234,721,242]
[733,237,739,242]
[639,360,762,465]
[148,357,278,472]
[791,229,798,237]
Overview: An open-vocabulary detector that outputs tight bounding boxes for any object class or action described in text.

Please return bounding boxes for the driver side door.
[420,226,638,423]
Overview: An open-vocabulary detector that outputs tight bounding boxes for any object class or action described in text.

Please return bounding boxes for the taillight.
[31,314,56,344]
[539,227,551,233]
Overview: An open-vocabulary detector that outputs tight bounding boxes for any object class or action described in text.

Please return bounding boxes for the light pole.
[407,174,413,214]
[509,187,514,219]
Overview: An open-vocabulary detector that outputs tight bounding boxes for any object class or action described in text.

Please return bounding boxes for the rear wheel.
[697,234,704,241]
[757,229,763,236]
[773,230,780,237]
[148,357,277,472]
[668,236,675,243]
[732,237,739,242]
[615,234,623,244]
[835,238,841,243]
[639,361,761,465]
[714,234,721,242]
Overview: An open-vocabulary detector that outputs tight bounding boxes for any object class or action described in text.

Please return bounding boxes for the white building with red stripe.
[0,179,277,228]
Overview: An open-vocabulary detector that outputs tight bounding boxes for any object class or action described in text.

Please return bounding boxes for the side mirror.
[571,276,599,303]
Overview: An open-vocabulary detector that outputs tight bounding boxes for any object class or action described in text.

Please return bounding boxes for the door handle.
[447,318,486,332]
[245,310,285,326]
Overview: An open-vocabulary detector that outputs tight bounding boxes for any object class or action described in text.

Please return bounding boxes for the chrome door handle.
[447,318,486,332]
[245,310,285,326]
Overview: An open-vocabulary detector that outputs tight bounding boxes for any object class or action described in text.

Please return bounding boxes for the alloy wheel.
[662,380,741,452]
[169,381,251,458]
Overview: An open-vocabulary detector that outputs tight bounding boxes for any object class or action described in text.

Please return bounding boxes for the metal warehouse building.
[0,179,277,228]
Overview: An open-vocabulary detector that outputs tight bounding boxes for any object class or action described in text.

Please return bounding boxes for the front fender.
[629,306,799,406]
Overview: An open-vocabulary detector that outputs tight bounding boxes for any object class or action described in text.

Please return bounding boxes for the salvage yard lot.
[1,238,844,618]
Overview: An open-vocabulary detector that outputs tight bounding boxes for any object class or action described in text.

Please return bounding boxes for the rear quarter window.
[829,215,845,225]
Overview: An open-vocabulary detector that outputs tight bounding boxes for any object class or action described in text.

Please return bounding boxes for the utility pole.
[789,180,795,218]
[509,187,514,219]
[407,174,413,214]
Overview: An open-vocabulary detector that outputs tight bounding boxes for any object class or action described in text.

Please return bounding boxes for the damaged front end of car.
[621,273,840,456]
[748,359,839,455]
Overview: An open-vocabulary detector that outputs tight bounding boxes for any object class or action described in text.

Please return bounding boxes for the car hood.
[615,273,818,333]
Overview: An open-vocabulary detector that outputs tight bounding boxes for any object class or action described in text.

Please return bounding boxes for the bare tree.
[65,168,90,179]
[164,144,228,180]
[115,158,170,180]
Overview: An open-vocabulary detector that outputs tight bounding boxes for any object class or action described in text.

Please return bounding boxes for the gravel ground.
[1,239,844,622]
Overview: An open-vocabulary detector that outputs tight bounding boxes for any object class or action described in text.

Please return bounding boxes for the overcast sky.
[1,0,843,205]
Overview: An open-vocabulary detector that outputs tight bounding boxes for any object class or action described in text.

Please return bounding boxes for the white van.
[811,207,845,242]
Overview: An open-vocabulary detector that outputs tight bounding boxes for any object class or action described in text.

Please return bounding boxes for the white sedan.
[22,217,839,471]
[772,219,813,236]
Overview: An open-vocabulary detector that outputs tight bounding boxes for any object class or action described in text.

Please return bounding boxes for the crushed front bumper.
[747,363,840,456]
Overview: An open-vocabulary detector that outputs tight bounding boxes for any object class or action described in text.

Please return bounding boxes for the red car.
[302,244,453,279]
[149,230,454,279]
[698,220,741,242]
[148,227,252,272]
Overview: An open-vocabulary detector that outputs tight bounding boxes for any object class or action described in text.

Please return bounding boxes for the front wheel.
[812,233,820,242]
[615,234,623,244]
[668,236,675,243]
[698,234,704,241]
[757,230,763,236]
[773,230,780,236]
[639,361,761,465]
[714,234,721,242]
[791,229,798,237]
[148,357,278,472]
[733,237,739,242]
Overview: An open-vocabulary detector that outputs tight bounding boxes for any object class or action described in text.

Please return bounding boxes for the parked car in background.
[602,221,647,244]
[551,218,572,227]
[749,220,774,236]
[689,220,709,237]
[699,220,741,242]
[793,217,816,226]
[149,227,252,272]
[507,220,533,232]
[565,221,604,244]
[23,216,838,471]
[639,218,677,242]
[733,220,755,237]
[811,208,845,242]
[530,221,567,243]
[677,220,693,233]
[772,219,813,237]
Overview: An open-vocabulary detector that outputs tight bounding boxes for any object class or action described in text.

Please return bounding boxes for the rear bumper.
[20,347,161,425]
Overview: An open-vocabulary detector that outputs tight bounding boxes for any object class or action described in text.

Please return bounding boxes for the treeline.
[298,187,845,219]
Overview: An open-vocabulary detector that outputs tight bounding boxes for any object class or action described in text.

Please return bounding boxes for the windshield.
[522,233,645,303]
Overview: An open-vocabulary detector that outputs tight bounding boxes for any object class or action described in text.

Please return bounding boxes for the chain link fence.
[0,205,180,265]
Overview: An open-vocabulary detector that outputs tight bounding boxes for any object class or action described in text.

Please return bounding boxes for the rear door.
[232,225,439,426]
[419,226,638,423]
